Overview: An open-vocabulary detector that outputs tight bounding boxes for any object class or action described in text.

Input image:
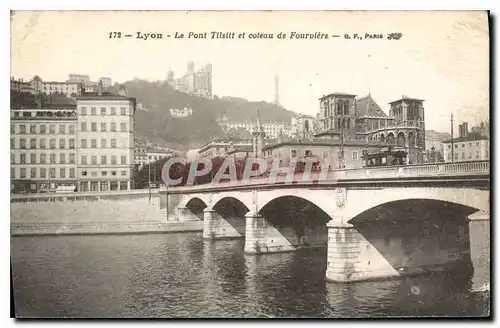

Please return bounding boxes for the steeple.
[256,108,264,134]
[252,108,265,158]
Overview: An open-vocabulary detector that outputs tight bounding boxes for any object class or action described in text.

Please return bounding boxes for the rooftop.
[389,96,425,104]
[11,104,77,110]
[77,92,136,102]
[198,138,253,152]
[442,132,489,143]
[319,92,357,100]
[356,95,388,118]
[262,137,386,151]
[227,146,253,154]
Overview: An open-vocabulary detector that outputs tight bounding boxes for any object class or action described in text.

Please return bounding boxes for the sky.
[10,11,489,133]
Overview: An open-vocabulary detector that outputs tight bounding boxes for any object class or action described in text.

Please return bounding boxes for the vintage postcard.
[10,10,490,318]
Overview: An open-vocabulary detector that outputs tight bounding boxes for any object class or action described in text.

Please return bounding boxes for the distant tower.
[274,75,280,106]
[252,109,266,158]
[187,61,195,73]
[118,84,127,96]
[167,69,174,84]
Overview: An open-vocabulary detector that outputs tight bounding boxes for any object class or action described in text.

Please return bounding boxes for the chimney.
[463,122,468,137]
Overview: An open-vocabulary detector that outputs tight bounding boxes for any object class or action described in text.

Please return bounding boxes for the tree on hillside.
[10,90,76,108]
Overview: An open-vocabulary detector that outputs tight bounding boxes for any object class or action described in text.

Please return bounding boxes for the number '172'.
[109,32,122,39]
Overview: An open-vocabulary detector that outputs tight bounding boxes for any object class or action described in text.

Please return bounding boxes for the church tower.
[252,109,266,158]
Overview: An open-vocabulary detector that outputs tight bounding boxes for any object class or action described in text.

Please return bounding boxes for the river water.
[11,233,490,318]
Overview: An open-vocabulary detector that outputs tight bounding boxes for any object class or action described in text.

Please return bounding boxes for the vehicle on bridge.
[294,155,322,173]
[362,147,408,167]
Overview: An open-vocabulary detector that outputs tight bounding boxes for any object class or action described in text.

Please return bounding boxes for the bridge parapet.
[164,160,489,193]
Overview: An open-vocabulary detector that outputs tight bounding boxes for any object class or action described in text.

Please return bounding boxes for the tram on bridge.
[362,147,408,167]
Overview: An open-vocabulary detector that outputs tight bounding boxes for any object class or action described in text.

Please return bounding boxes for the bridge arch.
[259,195,332,248]
[348,199,480,225]
[343,187,489,222]
[257,189,335,216]
[212,196,250,218]
[180,195,210,209]
[184,197,208,220]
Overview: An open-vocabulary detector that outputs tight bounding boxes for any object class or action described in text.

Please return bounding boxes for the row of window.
[134,154,169,161]
[446,151,488,160]
[41,84,78,90]
[80,138,123,148]
[81,170,127,177]
[80,106,128,116]
[11,168,129,179]
[11,124,75,135]
[12,138,75,149]
[80,122,129,132]
[11,167,76,179]
[12,153,75,164]
[11,138,128,149]
[11,153,129,165]
[81,155,129,165]
[268,149,359,160]
[447,142,487,149]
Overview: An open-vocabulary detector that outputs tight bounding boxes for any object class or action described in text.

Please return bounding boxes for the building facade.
[442,123,489,162]
[10,78,34,93]
[68,74,91,84]
[10,105,78,193]
[263,139,386,170]
[219,119,290,139]
[167,61,212,99]
[76,92,136,192]
[198,139,253,159]
[29,76,83,96]
[170,107,193,118]
[134,148,174,169]
[99,77,113,89]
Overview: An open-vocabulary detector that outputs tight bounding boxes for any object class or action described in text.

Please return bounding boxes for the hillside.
[107,79,296,149]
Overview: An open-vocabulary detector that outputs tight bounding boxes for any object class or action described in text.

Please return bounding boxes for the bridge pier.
[325,214,476,283]
[467,213,490,289]
[203,208,245,240]
[325,220,367,282]
[244,212,299,254]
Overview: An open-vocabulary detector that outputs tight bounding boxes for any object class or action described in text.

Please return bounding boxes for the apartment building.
[10,105,78,193]
[76,92,137,191]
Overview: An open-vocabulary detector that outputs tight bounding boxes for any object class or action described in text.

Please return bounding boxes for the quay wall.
[11,190,203,236]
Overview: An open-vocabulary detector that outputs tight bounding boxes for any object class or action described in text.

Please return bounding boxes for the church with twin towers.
[166,61,213,99]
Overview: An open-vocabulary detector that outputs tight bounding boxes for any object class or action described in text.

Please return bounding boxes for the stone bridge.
[161,160,490,282]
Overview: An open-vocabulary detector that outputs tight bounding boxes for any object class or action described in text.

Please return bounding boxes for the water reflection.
[11,233,489,318]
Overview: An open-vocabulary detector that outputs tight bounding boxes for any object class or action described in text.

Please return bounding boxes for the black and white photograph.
[9,10,491,318]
